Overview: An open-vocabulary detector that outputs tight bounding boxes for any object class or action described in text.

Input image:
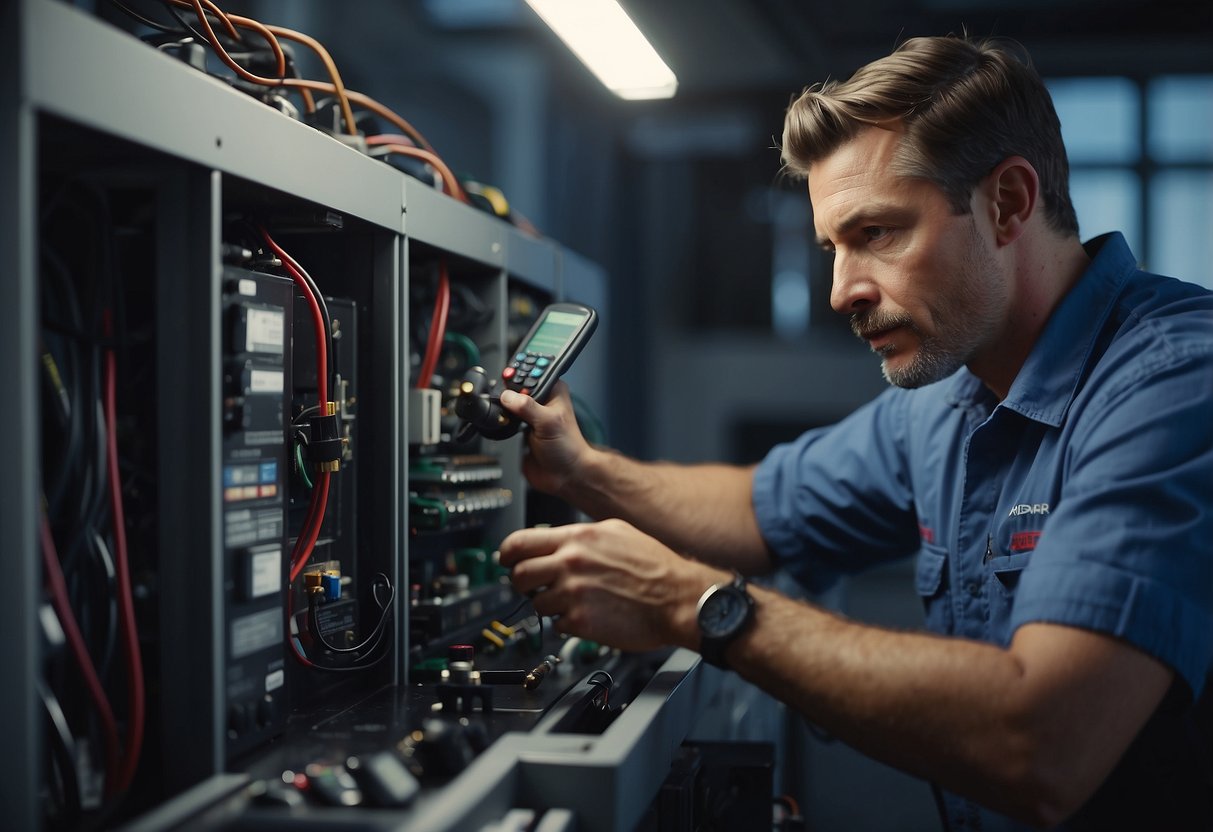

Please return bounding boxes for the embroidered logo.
[919,524,935,544]
[1008,503,1049,516]
[1010,531,1042,552]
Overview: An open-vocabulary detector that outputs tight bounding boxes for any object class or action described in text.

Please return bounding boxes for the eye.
[863,226,891,242]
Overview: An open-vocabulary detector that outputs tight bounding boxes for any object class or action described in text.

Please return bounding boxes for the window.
[1048,74,1213,289]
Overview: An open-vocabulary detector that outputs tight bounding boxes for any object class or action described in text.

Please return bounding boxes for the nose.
[829,250,879,315]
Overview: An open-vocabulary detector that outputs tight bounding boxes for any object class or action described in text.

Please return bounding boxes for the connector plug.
[308,402,344,472]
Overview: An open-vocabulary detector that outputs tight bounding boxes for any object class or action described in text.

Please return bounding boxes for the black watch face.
[699,588,749,638]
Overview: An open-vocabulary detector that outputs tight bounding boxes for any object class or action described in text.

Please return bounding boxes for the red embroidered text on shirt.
[1010,531,1041,552]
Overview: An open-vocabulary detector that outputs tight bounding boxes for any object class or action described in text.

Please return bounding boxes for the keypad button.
[502,367,516,380]
[535,357,551,368]
[523,378,538,388]
[529,368,544,378]
[523,355,537,365]
[514,353,527,362]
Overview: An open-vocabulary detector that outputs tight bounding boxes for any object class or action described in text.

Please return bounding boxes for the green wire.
[295,442,313,489]
[443,331,481,366]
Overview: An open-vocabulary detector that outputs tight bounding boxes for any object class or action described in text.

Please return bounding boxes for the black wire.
[39,681,82,825]
[105,0,180,33]
[292,404,321,426]
[306,574,394,660]
[500,593,544,645]
[38,245,86,516]
[288,258,335,400]
[159,0,210,43]
[89,531,119,681]
[586,670,614,708]
[40,190,109,577]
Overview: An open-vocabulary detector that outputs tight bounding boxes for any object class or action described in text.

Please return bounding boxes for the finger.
[527,579,568,617]
[509,554,566,597]
[498,524,582,568]
[498,387,547,424]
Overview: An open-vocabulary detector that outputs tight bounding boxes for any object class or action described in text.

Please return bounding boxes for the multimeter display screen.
[522,310,586,356]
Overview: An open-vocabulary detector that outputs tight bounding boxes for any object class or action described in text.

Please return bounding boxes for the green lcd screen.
[522,310,587,356]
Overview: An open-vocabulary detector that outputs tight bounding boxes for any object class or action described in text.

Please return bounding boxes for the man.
[498,35,1213,830]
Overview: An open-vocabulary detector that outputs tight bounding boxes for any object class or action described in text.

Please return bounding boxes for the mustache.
[850,309,916,340]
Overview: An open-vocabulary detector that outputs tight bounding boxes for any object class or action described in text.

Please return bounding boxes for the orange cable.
[348,94,435,152]
[178,1,468,198]
[262,24,357,137]
[376,143,469,203]
[175,0,285,78]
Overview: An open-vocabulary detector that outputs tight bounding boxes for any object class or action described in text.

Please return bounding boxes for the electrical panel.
[6,2,725,831]
[221,269,294,760]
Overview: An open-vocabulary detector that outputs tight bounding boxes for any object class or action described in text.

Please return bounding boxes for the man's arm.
[731,586,1172,827]
[499,384,771,573]
[500,520,1174,828]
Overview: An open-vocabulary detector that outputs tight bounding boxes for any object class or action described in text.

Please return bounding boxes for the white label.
[246,307,285,354]
[249,369,284,393]
[265,668,285,692]
[250,547,281,598]
[231,609,282,659]
[238,278,257,297]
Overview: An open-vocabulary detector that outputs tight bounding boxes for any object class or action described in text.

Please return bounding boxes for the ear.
[980,157,1039,247]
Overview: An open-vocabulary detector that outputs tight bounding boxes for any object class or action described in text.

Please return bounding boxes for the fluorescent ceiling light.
[525,0,678,100]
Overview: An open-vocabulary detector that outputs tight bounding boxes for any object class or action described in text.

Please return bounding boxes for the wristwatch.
[695,572,756,669]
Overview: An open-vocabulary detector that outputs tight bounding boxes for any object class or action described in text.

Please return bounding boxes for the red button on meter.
[502,367,516,380]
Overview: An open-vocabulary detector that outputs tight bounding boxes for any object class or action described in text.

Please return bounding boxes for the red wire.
[104,317,145,796]
[40,512,123,797]
[260,230,327,406]
[259,228,332,584]
[290,472,330,583]
[416,263,450,389]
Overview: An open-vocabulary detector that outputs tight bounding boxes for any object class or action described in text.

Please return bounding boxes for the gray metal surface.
[396,650,715,832]
[404,177,507,268]
[506,230,559,295]
[156,168,228,788]
[1,0,41,828]
[25,1,402,234]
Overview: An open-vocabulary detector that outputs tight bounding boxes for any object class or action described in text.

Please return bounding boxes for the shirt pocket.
[985,552,1033,646]
[915,543,953,635]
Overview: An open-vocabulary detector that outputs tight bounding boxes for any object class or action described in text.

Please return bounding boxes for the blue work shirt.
[753,233,1213,830]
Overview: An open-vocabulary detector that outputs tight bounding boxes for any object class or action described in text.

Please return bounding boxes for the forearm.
[565,449,771,573]
[728,590,1037,815]
[680,583,1170,827]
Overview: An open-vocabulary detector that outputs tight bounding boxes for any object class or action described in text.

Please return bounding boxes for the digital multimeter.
[499,303,597,403]
[454,302,597,440]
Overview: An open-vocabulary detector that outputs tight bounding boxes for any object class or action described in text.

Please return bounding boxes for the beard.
[851,308,965,388]
[851,221,1005,389]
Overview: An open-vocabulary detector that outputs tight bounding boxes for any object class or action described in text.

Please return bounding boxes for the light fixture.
[524,0,678,100]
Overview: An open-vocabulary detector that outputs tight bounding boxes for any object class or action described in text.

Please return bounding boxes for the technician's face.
[808,126,1007,388]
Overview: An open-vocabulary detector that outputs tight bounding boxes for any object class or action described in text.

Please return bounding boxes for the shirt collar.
[943,232,1137,425]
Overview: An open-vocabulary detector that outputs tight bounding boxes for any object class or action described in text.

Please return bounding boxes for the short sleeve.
[752,388,921,592]
[1011,321,1213,695]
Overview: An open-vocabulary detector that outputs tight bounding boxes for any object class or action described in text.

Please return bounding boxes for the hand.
[498,518,728,652]
[498,382,594,498]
